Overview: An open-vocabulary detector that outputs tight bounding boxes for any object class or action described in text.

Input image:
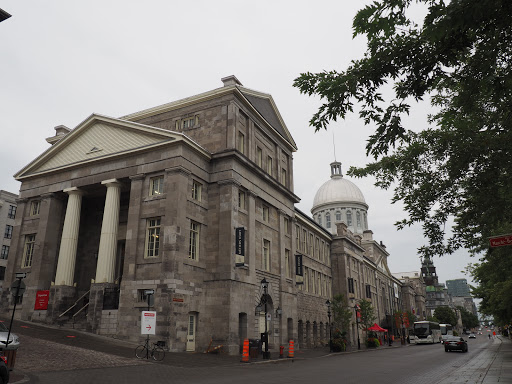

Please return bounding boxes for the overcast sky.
[0,1,478,287]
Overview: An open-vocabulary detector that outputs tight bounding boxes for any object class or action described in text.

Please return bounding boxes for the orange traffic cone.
[241,338,250,363]
[288,340,294,358]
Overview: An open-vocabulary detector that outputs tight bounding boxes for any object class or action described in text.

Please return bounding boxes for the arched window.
[357,211,361,227]
[346,210,352,226]
[326,213,331,228]
[336,211,341,222]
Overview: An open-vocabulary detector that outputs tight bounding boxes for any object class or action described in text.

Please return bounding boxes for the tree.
[293,0,512,260]
[456,306,480,330]
[293,0,512,325]
[332,294,353,336]
[358,299,376,340]
[433,306,457,326]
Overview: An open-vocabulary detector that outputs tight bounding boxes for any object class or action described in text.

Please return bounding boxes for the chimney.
[221,75,243,87]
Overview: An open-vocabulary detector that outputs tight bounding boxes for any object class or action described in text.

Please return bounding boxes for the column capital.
[101,179,121,188]
[63,187,85,196]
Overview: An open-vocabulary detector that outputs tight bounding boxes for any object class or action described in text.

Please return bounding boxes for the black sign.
[295,254,303,276]
[235,227,245,256]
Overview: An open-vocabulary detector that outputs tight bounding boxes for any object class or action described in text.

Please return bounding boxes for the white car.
[0,322,20,350]
[468,333,476,339]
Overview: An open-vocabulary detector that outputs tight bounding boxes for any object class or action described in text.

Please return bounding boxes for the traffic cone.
[288,340,294,358]
[241,338,250,363]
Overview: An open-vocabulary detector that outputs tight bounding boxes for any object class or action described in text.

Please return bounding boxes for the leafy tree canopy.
[332,294,353,337]
[434,306,457,326]
[358,299,376,334]
[456,306,480,329]
[294,0,512,259]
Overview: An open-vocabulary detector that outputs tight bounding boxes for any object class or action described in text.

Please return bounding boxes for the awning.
[367,323,388,332]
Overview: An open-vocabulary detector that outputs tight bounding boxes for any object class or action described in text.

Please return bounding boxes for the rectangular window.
[238,131,245,154]
[302,229,307,252]
[150,176,164,196]
[1,245,9,260]
[284,217,290,235]
[304,267,309,292]
[4,225,13,239]
[22,234,36,268]
[262,206,269,222]
[267,156,273,175]
[8,205,16,219]
[137,289,152,303]
[262,239,270,271]
[315,238,320,259]
[285,249,291,278]
[182,116,196,129]
[189,221,200,260]
[309,234,314,255]
[30,201,40,216]
[0,266,5,281]
[256,147,262,167]
[281,169,287,186]
[238,190,246,210]
[348,277,354,294]
[145,218,161,258]
[191,180,202,201]
[366,284,372,299]
[295,225,300,248]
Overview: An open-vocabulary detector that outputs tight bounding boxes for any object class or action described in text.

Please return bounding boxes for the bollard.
[241,338,250,363]
[288,340,294,358]
[279,345,284,358]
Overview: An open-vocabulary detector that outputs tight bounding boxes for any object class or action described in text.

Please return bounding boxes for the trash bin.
[248,339,261,358]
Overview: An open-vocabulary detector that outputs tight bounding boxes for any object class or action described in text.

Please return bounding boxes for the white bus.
[411,321,442,344]
[440,324,454,344]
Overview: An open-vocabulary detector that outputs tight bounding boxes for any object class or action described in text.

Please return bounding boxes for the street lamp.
[354,304,361,350]
[4,273,27,350]
[261,278,270,359]
[326,300,332,352]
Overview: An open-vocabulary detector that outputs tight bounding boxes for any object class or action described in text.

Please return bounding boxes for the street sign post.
[10,280,26,297]
[489,234,512,248]
[141,311,156,335]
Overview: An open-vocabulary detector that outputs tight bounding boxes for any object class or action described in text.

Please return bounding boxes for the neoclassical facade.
[3,76,424,355]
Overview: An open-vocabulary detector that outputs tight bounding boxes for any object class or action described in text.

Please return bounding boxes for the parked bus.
[440,324,454,344]
[411,321,442,344]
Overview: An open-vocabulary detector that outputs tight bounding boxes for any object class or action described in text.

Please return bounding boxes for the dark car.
[0,355,9,384]
[444,336,468,352]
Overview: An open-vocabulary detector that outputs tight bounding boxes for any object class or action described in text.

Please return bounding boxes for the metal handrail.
[58,290,90,318]
[72,302,89,319]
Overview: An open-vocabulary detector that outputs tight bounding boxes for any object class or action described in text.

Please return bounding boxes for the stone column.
[95,179,121,283]
[54,188,84,286]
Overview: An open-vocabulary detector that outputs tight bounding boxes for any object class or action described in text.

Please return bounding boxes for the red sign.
[34,290,50,310]
[489,234,512,248]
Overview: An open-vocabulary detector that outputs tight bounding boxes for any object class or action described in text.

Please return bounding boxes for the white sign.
[141,311,156,335]
[266,313,271,321]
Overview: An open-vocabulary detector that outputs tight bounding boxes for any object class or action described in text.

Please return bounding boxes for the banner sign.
[235,227,245,266]
[141,311,156,335]
[34,290,50,310]
[295,254,303,285]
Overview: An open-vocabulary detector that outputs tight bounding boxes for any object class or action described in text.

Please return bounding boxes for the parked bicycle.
[135,340,165,361]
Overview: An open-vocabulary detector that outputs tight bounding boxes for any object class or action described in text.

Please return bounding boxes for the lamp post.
[326,300,332,352]
[261,278,270,359]
[354,304,361,350]
[144,289,154,360]
[5,273,26,350]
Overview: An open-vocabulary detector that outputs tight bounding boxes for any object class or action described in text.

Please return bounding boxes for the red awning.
[367,323,388,332]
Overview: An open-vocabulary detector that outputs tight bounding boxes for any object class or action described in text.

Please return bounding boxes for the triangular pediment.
[16,114,206,180]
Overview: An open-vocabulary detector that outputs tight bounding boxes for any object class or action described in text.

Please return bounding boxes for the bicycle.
[135,340,165,361]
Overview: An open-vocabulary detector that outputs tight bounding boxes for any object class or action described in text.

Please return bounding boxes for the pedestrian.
[488,334,491,340]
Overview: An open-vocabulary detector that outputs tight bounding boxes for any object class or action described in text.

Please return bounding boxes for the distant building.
[421,256,450,317]
[0,190,18,290]
[446,278,471,297]
[392,271,427,320]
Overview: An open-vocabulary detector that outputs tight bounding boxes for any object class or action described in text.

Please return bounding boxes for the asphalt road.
[3,319,502,384]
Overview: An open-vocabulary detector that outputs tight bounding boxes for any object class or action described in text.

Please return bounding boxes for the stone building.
[392,271,427,320]
[0,190,18,290]
[3,76,425,355]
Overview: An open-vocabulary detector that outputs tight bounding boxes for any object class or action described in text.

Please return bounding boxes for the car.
[0,321,20,350]
[444,336,468,352]
[0,355,8,384]
[469,333,476,339]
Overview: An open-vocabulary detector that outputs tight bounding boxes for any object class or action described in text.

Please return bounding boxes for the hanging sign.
[295,254,303,285]
[235,227,245,266]
[489,234,512,248]
[141,311,156,335]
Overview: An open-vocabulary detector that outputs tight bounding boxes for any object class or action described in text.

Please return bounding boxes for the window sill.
[144,194,167,202]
